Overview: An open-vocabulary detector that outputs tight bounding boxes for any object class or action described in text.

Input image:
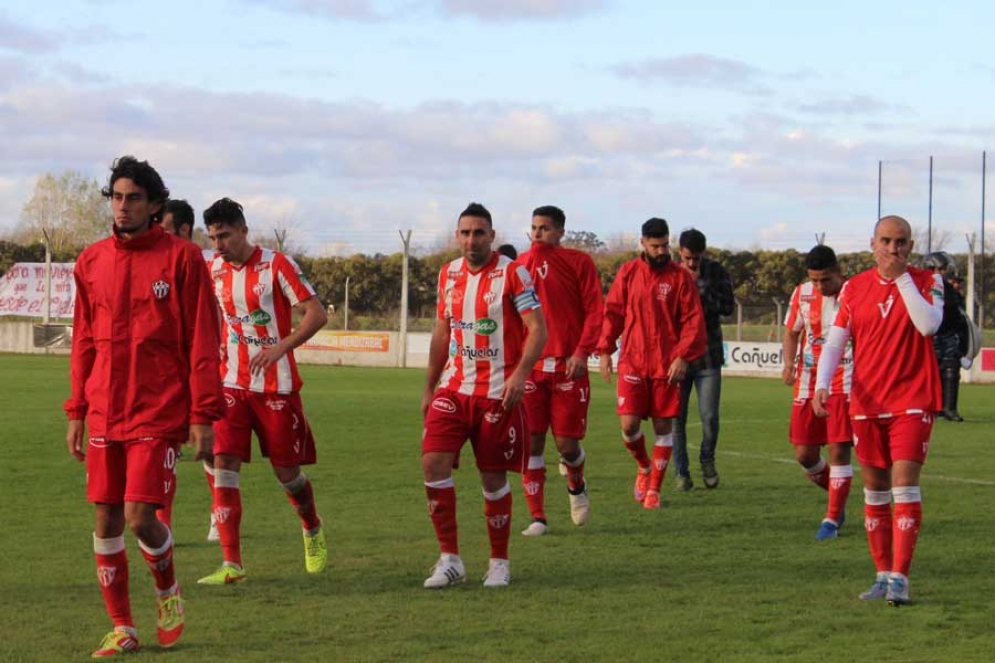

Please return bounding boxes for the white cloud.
[439,0,607,21]
[612,54,772,96]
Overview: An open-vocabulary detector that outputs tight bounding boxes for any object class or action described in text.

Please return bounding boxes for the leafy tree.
[17,171,111,254]
[562,230,605,253]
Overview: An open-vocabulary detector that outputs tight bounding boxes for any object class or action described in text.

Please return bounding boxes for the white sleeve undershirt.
[896,272,943,336]
[815,325,849,392]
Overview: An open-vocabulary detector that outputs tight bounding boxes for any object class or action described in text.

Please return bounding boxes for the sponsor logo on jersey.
[226,308,272,327]
[487,268,505,279]
[487,514,510,529]
[877,294,895,318]
[432,398,457,413]
[556,381,575,391]
[97,566,117,588]
[460,346,500,360]
[229,332,278,347]
[524,380,537,393]
[483,412,502,424]
[212,267,228,279]
[475,318,498,335]
[449,339,458,357]
[254,261,271,272]
[266,399,286,411]
[623,375,642,384]
[152,280,171,299]
[451,319,475,330]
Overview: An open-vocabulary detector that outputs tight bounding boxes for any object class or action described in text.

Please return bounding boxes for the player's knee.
[422,453,452,482]
[279,470,307,494]
[621,425,641,440]
[124,503,163,540]
[215,453,241,472]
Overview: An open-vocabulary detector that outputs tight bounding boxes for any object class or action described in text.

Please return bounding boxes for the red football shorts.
[852,412,933,469]
[422,389,527,472]
[86,437,178,507]
[213,387,317,467]
[523,369,590,439]
[790,394,853,445]
[615,373,680,419]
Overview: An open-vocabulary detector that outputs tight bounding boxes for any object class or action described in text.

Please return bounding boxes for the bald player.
[814,215,943,606]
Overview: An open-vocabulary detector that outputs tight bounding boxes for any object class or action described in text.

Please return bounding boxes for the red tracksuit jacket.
[597,256,707,379]
[64,224,223,440]
[519,242,604,365]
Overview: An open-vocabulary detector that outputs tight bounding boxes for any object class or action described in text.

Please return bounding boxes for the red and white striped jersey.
[436,252,541,400]
[785,281,852,400]
[210,246,316,394]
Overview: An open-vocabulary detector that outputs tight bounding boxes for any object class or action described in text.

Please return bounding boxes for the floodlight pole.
[981,151,987,330]
[877,160,882,221]
[344,276,350,331]
[927,155,933,254]
[399,229,412,368]
[966,233,976,323]
[42,228,52,325]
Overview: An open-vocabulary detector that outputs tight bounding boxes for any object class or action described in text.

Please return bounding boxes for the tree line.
[3,170,993,326]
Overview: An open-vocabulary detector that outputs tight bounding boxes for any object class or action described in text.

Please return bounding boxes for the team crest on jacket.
[152,280,171,299]
[657,283,672,301]
[537,261,549,279]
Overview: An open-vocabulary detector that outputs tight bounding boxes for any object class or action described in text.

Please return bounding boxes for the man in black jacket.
[672,228,735,489]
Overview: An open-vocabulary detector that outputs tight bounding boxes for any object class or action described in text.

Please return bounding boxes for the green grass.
[1,355,993,662]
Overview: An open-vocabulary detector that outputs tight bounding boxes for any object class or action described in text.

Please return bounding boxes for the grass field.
[1,355,993,662]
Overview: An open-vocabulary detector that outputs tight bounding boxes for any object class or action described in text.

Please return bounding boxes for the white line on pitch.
[719,450,995,486]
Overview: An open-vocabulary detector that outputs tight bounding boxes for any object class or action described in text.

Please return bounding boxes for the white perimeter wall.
[2,322,993,384]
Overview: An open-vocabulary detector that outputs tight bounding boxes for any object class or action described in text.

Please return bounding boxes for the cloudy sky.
[1,0,993,255]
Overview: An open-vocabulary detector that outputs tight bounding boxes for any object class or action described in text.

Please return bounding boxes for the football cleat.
[858,574,889,600]
[815,520,840,540]
[633,469,651,502]
[424,554,466,589]
[482,558,511,588]
[569,484,590,526]
[156,590,185,648]
[643,491,661,510]
[886,574,911,607]
[91,629,139,658]
[521,520,548,537]
[701,460,720,489]
[557,457,569,477]
[197,564,246,586]
[303,525,328,574]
